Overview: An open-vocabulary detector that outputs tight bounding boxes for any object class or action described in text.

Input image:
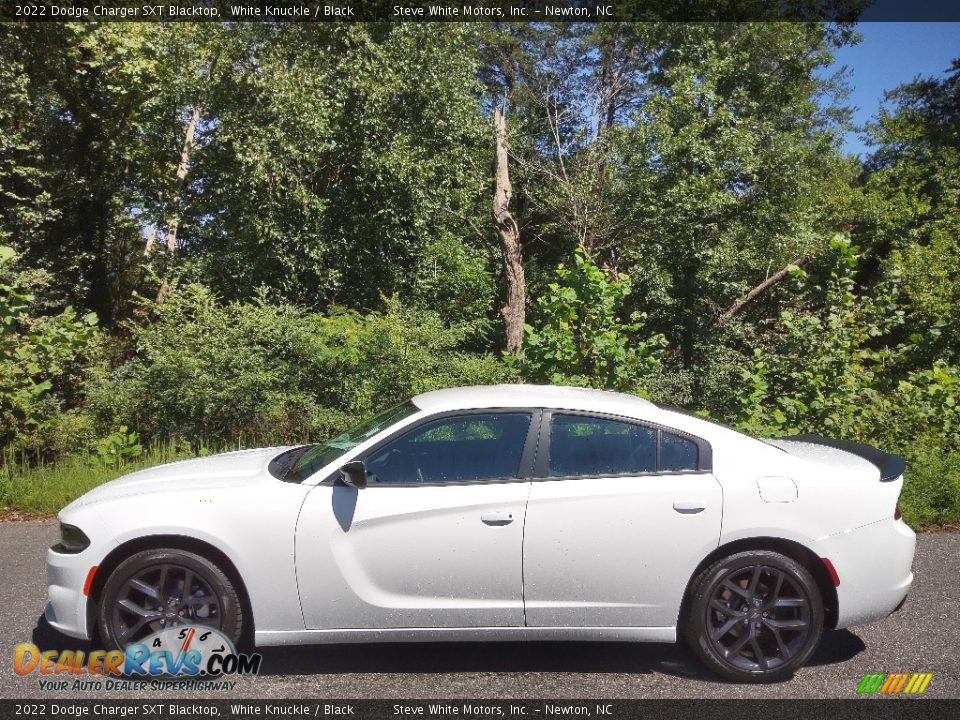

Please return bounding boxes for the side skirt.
[255,626,677,646]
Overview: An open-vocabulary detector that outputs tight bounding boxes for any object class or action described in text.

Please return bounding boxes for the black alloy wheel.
[684,550,824,682]
[98,548,243,651]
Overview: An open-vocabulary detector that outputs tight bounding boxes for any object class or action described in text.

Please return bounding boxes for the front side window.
[366,413,532,484]
[281,402,419,482]
[548,414,701,477]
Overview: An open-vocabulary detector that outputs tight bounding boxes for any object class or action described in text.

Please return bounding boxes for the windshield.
[282,401,419,483]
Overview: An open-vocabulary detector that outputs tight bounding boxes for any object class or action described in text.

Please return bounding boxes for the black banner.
[2,0,960,23]
[0,700,957,720]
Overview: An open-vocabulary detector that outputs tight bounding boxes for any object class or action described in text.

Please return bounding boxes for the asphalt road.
[1,520,957,700]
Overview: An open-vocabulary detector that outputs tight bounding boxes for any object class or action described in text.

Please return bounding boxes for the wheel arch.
[679,536,838,630]
[87,534,255,647]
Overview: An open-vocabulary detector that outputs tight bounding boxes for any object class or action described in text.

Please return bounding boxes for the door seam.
[521,409,546,627]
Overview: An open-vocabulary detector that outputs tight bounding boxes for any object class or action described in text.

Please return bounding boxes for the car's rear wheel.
[97,548,243,651]
[684,550,823,682]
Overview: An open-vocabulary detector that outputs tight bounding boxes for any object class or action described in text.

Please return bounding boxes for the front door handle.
[481,511,515,526]
[673,500,706,514]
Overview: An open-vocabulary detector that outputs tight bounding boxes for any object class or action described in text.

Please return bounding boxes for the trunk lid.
[765,434,905,482]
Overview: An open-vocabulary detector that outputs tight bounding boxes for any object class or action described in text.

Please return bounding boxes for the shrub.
[508,248,666,393]
[733,236,906,439]
[0,246,99,453]
[898,439,960,528]
[85,284,512,447]
[729,237,960,528]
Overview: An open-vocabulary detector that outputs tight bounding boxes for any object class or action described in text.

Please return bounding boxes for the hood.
[66,447,292,509]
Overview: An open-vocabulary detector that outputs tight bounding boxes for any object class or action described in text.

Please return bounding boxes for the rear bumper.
[817,516,915,629]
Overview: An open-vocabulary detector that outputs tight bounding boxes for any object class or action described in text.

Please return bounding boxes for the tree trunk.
[143,224,158,257]
[153,106,200,303]
[154,51,219,304]
[163,104,202,253]
[492,105,525,354]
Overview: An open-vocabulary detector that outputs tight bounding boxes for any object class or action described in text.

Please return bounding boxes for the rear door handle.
[673,500,706,514]
[481,511,515,526]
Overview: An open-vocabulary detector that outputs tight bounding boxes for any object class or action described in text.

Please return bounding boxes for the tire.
[683,550,823,683]
[97,548,243,652]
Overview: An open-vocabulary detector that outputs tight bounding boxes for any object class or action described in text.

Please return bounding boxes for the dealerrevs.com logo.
[856,672,934,695]
[14,625,261,692]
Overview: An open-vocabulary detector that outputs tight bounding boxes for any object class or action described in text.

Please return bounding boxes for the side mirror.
[339,460,367,489]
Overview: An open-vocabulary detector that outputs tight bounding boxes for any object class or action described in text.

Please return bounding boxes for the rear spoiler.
[778,433,906,482]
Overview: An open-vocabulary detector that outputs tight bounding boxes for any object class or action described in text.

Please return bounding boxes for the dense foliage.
[85,286,509,448]
[508,248,666,392]
[0,21,958,526]
[0,246,98,454]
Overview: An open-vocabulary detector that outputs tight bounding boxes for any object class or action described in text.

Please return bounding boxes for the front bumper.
[818,516,916,629]
[45,547,94,640]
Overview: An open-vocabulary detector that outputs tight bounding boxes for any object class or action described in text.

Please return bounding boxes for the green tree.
[858,59,960,362]
[0,23,178,323]
[185,24,492,317]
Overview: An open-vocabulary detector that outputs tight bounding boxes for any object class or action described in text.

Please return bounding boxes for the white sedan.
[47,385,915,682]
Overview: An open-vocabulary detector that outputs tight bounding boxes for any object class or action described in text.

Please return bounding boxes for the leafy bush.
[734,236,906,439]
[85,284,512,448]
[734,237,960,454]
[898,440,960,528]
[509,248,666,393]
[90,426,144,469]
[0,246,99,452]
[729,237,960,528]
[887,362,960,450]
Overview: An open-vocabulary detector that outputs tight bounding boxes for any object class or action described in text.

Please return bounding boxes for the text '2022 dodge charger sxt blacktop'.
[47,384,914,682]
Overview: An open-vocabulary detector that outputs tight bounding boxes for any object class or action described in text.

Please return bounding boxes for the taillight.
[894,503,902,520]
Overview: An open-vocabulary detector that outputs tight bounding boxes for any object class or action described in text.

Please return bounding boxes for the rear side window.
[548,414,700,477]
[549,415,657,477]
[366,413,532,484]
[661,432,698,471]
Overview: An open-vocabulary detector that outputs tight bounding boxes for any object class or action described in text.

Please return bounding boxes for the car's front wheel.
[684,550,824,682]
[97,548,243,651]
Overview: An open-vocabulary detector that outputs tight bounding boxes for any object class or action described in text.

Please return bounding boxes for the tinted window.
[661,432,699,471]
[366,413,531,484]
[549,415,657,477]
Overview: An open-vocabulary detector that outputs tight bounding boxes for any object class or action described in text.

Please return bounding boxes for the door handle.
[673,500,706,514]
[481,511,515,526]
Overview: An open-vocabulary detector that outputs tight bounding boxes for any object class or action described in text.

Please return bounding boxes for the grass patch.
[898,447,960,529]
[0,446,198,516]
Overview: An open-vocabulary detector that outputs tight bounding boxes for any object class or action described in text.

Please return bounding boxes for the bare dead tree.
[509,29,653,258]
[152,50,220,303]
[493,104,525,354]
[162,104,203,254]
[143,224,158,257]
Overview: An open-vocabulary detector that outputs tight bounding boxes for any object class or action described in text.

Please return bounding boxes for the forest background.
[1,19,958,526]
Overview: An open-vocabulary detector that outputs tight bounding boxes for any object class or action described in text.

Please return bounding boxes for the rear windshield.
[271,401,419,483]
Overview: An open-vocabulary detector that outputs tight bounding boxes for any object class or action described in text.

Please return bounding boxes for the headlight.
[52,523,90,554]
